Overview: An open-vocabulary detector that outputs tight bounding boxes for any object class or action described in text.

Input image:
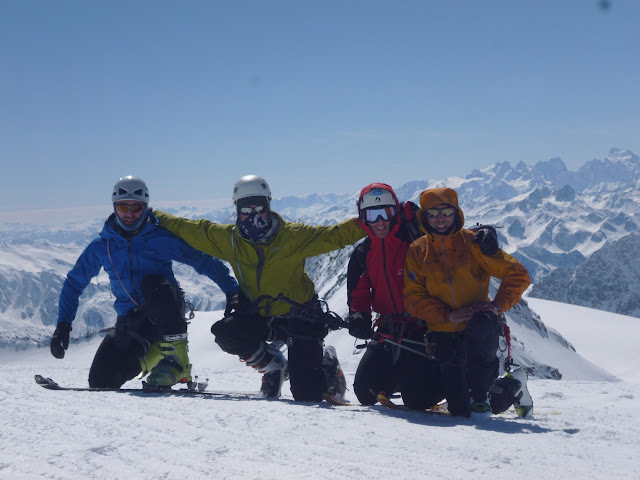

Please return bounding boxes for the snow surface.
[525,297,640,383]
[1,303,639,480]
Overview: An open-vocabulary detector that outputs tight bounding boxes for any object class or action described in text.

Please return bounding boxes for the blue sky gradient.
[1,0,638,219]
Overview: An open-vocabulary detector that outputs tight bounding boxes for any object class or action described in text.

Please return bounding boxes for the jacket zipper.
[127,240,140,302]
[381,240,400,315]
[255,246,265,292]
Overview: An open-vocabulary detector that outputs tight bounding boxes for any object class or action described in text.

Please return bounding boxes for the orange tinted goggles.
[115,203,145,214]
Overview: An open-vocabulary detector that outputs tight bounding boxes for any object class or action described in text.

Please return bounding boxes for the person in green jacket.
[154,174,366,402]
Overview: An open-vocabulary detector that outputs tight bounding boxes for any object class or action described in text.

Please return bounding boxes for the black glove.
[50,323,72,359]
[347,312,374,340]
[473,225,499,256]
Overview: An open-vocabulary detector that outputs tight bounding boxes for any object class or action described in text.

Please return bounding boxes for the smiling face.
[426,203,456,234]
[369,217,392,239]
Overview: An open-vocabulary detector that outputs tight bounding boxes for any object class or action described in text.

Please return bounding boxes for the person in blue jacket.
[50,176,239,389]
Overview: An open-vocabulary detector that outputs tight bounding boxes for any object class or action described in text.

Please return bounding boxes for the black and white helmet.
[112,176,150,204]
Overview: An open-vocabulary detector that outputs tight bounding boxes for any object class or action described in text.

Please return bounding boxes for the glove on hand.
[473,225,499,256]
[347,312,374,340]
[50,323,72,359]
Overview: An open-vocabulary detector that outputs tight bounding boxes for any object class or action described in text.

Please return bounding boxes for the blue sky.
[1,0,638,221]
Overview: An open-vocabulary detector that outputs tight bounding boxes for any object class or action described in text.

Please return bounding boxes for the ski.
[377,393,450,415]
[322,392,358,406]
[34,374,263,400]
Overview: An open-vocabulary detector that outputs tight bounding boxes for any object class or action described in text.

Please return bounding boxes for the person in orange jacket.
[404,187,531,417]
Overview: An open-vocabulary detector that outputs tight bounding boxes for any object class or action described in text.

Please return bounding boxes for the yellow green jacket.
[154,210,366,316]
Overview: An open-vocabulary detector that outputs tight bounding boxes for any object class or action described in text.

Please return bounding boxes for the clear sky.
[1,0,638,221]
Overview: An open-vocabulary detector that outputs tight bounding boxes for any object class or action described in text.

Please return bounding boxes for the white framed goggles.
[362,206,397,223]
[239,204,268,215]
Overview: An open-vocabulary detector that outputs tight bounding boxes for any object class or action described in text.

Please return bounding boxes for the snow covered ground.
[1,301,639,480]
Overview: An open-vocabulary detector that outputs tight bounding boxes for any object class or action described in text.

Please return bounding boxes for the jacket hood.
[357,183,400,213]
[417,187,465,235]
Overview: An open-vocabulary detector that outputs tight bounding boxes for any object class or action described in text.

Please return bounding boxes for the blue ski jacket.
[57,212,239,325]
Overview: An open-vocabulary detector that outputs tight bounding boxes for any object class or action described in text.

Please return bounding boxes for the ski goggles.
[115,203,145,214]
[239,204,268,215]
[424,206,456,218]
[362,206,397,223]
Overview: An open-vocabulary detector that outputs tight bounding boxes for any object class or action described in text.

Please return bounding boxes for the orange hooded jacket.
[403,188,531,333]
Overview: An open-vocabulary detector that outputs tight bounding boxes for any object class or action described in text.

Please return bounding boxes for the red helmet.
[357,183,400,224]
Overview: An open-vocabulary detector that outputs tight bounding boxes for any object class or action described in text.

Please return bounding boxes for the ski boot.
[469,391,492,420]
[507,366,533,418]
[470,392,491,414]
[244,342,288,399]
[489,366,533,419]
[322,345,347,402]
[145,334,192,388]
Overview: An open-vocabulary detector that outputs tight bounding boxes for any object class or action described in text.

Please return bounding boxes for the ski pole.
[372,333,433,359]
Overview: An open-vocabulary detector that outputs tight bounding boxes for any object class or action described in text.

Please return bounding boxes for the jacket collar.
[101,211,158,240]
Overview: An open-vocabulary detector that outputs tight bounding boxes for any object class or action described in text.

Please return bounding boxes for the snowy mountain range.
[2,148,639,379]
[529,233,640,317]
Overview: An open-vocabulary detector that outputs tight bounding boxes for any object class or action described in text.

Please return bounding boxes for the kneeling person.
[50,176,239,388]
[154,175,366,402]
[404,187,531,417]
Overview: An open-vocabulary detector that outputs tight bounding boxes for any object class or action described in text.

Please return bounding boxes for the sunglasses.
[115,203,145,214]
[424,207,456,218]
[362,206,396,223]
[239,205,268,215]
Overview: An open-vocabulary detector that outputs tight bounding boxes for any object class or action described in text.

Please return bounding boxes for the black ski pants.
[88,275,187,388]
[354,332,444,408]
[211,311,329,402]
[353,342,400,405]
[429,311,501,417]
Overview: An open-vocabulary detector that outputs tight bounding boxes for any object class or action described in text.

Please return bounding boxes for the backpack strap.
[399,201,423,243]
[346,238,371,309]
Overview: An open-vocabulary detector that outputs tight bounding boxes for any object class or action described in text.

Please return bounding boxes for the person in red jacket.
[346,183,432,406]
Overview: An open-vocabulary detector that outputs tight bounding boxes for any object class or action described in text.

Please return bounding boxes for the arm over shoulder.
[287,217,366,258]
[154,209,234,262]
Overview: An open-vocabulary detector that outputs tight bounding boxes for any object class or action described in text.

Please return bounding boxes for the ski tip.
[34,374,61,390]
[322,392,356,406]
